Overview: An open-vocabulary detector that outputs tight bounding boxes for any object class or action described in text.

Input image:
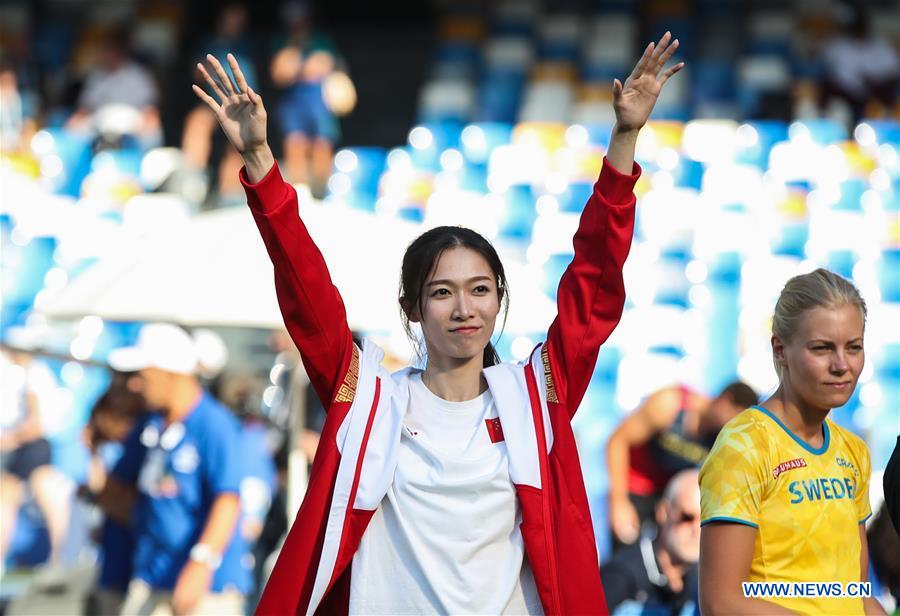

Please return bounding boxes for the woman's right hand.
[192,53,268,157]
[610,496,641,544]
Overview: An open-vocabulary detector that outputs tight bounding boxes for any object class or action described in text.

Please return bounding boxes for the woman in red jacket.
[193,34,682,615]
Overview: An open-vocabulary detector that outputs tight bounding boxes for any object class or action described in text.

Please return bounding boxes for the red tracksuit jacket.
[242,157,640,615]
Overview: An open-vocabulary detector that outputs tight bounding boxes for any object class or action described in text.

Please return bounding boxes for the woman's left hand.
[613,31,684,132]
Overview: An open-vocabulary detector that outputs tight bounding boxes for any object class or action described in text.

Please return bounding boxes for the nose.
[830,350,849,374]
[452,293,473,320]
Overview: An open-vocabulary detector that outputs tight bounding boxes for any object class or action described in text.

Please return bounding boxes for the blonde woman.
[699,268,886,615]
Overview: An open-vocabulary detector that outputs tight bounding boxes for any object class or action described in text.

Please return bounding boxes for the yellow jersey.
[699,405,872,615]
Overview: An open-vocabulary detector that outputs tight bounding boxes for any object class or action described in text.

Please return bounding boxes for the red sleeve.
[545,157,639,418]
[241,163,354,408]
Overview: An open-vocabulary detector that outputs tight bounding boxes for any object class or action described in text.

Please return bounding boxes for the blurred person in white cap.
[0,327,71,575]
[192,329,229,383]
[98,322,251,615]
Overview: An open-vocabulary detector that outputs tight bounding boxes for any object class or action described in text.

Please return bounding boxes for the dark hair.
[91,387,144,421]
[399,226,509,368]
[718,381,759,410]
[89,386,144,444]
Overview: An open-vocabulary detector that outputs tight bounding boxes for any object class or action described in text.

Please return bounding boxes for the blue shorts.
[277,82,339,144]
[3,438,51,480]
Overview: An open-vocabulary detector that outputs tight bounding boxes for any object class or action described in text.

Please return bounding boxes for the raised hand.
[192,53,266,153]
[192,53,274,182]
[613,32,684,132]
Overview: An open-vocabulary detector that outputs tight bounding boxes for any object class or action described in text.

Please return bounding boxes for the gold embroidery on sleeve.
[541,344,559,404]
[334,345,360,403]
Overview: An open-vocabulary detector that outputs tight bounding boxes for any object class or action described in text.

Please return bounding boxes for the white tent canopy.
[38,197,556,336]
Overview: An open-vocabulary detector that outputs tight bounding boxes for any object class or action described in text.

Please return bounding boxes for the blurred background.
[0,0,898,613]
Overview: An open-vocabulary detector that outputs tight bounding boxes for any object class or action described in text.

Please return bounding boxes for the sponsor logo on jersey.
[772,457,807,479]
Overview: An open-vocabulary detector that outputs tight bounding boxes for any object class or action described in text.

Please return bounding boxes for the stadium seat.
[498,183,538,240]
[736,55,791,117]
[418,79,476,123]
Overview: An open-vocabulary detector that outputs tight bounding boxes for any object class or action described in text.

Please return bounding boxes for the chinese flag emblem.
[485,417,504,443]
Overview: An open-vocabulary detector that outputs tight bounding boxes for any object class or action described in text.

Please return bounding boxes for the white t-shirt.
[349,373,543,615]
[0,353,59,432]
[822,35,900,96]
[78,61,158,113]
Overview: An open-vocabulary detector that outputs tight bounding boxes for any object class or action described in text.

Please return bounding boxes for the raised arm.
[193,54,354,406]
[545,33,683,415]
[606,386,683,543]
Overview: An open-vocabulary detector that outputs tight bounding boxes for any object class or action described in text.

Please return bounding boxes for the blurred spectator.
[867,503,900,611]
[0,60,38,153]
[270,1,350,197]
[65,28,161,149]
[0,339,71,572]
[192,328,230,397]
[818,3,900,124]
[236,412,277,613]
[182,2,258,205]
[607,382,758,547]
[886,436,900,535]
[98,323,249,615]
[81,383,144,616]
[601,469,701,615]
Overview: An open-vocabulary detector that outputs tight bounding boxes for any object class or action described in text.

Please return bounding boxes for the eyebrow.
[425,276,493,287]
[808,338,864,344]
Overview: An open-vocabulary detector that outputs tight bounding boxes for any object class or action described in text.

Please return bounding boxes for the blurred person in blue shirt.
[80,382,144,616]
[98,323,249,615]
[270,1,353,198]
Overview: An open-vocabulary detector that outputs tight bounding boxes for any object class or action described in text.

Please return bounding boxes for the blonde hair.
[772,268,867,378]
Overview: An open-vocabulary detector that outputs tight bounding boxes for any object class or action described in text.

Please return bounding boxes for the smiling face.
[408,247,501,366]
[773,303,865,414]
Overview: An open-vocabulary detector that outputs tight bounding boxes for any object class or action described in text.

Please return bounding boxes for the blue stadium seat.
[460,122,513,163]
[583,123,614,149]
[792,119,848,145]
[39,129,94,197]
[654,256,691,308]
[580,62,627,82]
[861,119,900,146]
[91,147,144,179]
[673,158,705,190]
[541,253,573,300]
[735,120,788,169]
[691,59,736,105]
[435,41,480,66]
[478,70,525,122]
[459,161,489,192]
[557,181,594,213]
[1,236,57,307]
[826,250,856,280]
[878,249,900,302]
[834,179,867,212]
[498,183,537,241]
[770,221,809,259]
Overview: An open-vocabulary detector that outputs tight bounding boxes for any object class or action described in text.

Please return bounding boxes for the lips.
[451,326,481,334]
